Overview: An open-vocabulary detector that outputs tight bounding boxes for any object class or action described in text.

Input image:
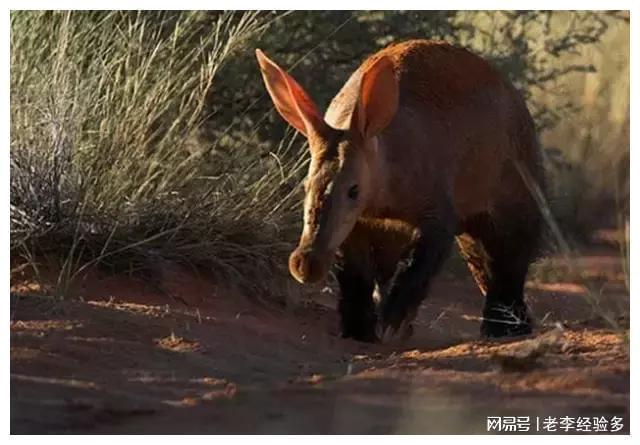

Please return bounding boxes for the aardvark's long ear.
[256,49,324,137]
[351,56,399,140]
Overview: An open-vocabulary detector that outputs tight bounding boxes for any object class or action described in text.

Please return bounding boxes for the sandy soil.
[10,248,629,434]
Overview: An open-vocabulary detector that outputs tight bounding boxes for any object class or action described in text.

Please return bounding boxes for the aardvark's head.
[255,49,398,283]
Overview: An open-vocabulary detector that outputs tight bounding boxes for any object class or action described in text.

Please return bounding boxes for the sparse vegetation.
[10,11,629,299]
[10,11,305,289]
[9,10,630,434]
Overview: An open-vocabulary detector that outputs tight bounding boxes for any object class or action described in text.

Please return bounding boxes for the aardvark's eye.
[347,184,359,200]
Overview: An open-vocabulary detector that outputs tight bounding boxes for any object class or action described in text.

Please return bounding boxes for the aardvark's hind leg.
[458,209,540,338]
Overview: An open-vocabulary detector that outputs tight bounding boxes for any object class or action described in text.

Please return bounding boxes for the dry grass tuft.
[10,11,306,293]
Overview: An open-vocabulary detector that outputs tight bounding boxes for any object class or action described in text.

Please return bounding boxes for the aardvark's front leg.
[378,217,455,340]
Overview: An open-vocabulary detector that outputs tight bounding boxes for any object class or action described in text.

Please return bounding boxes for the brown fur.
[326,40,541,224]
[257,40,544,341]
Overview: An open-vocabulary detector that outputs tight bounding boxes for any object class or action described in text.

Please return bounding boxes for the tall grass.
[10,10,629,304]
[10,11,306,288]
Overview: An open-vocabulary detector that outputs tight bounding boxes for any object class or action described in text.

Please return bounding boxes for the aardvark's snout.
[288,247,333,284]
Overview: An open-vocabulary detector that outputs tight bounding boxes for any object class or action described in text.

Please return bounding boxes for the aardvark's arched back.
[256,39,544,343]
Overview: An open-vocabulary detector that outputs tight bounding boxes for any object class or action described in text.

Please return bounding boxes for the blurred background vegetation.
[10,11,629,294]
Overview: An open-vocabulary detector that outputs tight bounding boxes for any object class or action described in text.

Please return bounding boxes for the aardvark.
[256,40,545,342]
